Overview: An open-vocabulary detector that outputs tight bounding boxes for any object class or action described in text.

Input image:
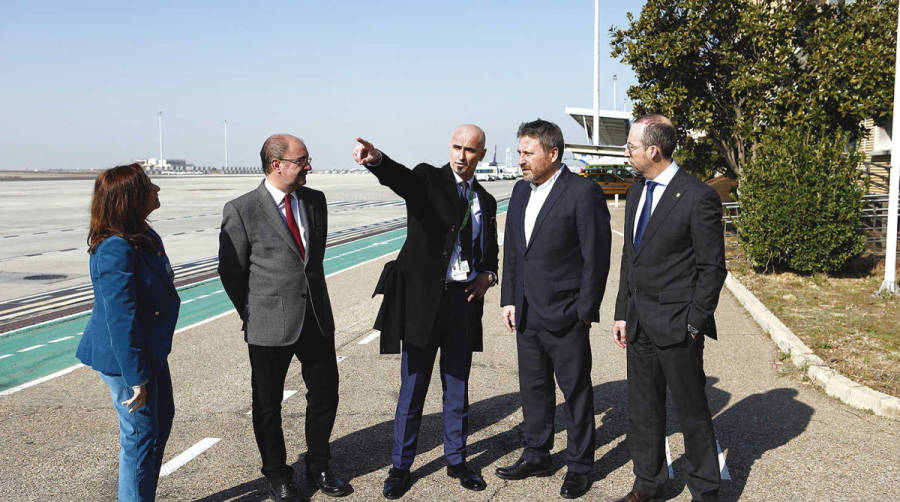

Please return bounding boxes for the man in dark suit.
[351,124,499,499]
[219,134,351,502]
[611,114,726,502]
[498,119,611,499]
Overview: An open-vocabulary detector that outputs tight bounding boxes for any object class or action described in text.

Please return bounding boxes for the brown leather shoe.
[615,489,661,502]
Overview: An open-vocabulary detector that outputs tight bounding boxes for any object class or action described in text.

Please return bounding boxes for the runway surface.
[0,176,897,501]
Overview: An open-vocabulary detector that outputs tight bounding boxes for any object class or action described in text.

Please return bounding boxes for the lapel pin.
[675,192,681,198]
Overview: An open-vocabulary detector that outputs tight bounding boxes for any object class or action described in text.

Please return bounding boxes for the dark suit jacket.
[218,181,335,346]
[614,168,727,346]
[77,233,181,387]
[368,155,499,354]
[501,167,611,333]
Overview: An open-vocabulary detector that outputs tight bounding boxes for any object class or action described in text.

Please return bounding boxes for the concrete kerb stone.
[724,273,900,419]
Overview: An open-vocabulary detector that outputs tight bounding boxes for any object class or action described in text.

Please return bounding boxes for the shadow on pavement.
[665,387,812,501]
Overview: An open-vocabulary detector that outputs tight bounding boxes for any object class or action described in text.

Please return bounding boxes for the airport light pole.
[158,111,164,168]
[879,3,900,295]
[224,120,228,171]
[592,0,600,146]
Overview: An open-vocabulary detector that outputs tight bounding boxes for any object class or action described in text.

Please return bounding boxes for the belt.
[442,279,473,291]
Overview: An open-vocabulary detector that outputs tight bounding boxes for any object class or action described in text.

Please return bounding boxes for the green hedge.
[737,127,865,273]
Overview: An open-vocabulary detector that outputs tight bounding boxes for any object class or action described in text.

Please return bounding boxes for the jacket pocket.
[658,287,693,304]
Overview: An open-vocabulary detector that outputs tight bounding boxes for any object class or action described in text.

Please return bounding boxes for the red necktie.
[284,193,306,259]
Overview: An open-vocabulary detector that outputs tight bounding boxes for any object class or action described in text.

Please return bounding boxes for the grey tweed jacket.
[218,181,335,346]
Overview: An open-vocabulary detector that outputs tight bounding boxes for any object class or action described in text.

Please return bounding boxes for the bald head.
[261,134,304,174]
[449,124,487,181]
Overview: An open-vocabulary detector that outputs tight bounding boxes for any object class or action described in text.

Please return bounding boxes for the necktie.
[459,182,473,266]
[633,180,658,251]
[284,193,306,259]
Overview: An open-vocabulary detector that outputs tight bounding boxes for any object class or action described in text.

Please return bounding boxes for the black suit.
[501,166,611,474]
[368,155,499,470]
[614,166,726,501]
[219,182,339,480]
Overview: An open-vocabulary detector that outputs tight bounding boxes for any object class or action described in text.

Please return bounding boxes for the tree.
[610,0,897,179]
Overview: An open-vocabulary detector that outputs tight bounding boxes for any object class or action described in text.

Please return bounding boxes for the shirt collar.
[531,164,564,192]
[452,170,474,189]
[646,160,679,187]
[264,178,293,205]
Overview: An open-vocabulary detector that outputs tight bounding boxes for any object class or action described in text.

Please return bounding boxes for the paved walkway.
[1,206,898,501]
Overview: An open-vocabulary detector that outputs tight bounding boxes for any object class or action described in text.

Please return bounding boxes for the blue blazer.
[76,234,181,386]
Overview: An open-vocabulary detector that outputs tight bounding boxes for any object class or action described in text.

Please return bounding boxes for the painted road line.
[47,336,75,343]
[717,440,731,480]
[0,354,12,360]
[245,390,299,415]
[358,331,380,345]
[665,436,674,479]
[18,344,45,352]
[0,363,85,397]
[159,437,221,477]
[1,205,511,394]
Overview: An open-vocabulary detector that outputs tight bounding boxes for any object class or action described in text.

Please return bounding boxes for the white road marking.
[246,390,299,415]
[0,354,12,360]
[358,330,380,345]
[665,436,674,479]
[48,336,75,343]
[717,440,731,480]
[0,364,85,397]
[159,437,221,477]
[17,344,45,352]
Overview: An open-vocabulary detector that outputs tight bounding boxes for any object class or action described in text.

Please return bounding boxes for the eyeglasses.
[278,156,311,167]
[624,143,646,152]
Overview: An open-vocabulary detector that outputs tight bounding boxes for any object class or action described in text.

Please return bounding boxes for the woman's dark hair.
[87,163,156,253]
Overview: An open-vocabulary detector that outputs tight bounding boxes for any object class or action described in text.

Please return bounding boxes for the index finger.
[355,137,373,149]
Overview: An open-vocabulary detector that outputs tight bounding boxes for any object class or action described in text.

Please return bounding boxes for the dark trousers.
[627,327,719,501]
[248,313,339,481]
[392,286,474,470]
[516,321,595,474]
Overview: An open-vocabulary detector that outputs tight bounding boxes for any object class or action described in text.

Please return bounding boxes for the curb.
[724,273,900,419]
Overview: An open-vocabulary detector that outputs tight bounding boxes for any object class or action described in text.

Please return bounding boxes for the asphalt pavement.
[0,207,898,501]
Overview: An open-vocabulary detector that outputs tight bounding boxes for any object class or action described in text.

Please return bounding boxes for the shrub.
[737,126,865,273]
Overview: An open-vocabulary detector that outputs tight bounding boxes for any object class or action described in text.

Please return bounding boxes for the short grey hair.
[260,134,300,174]
[517,119,565,159]
[634,114,677,159]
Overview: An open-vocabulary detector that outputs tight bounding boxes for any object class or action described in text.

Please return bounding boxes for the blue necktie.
[633,180,658,250]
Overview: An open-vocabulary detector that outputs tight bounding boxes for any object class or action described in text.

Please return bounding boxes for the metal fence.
[721,194,898,254]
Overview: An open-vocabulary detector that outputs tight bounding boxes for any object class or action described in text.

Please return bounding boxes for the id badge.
[451,258,470,281]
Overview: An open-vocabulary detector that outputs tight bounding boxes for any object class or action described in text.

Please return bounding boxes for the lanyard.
[460,183,475,230]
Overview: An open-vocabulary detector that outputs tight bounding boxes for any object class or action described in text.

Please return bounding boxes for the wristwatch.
[687,323,700,337]
[486,271,498,287]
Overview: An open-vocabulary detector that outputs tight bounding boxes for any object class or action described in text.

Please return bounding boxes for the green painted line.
[0,201,511,392]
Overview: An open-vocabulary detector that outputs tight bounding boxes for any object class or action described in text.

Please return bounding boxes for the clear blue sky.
[0,0,647,171]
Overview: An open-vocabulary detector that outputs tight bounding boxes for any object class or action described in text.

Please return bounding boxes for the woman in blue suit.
[76,163,180,501]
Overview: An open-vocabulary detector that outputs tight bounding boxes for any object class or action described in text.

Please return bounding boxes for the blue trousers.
[99,362,174,502]
[392,287,474,470]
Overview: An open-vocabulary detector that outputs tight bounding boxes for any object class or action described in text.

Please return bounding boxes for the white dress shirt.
[264,179,309,254]
[633,160,679,241]
[445,172,483,282]
[524,165,564,245]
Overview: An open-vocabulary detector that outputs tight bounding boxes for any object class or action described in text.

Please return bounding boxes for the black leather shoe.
[382,467,411,499]
[494,457,554,480]
[268,478,307,502]
[305,468,353,497]
[560,472,590,499]
[447,462,487,491]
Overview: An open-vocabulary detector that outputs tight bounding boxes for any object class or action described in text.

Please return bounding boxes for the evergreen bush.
[737,127,865,273]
